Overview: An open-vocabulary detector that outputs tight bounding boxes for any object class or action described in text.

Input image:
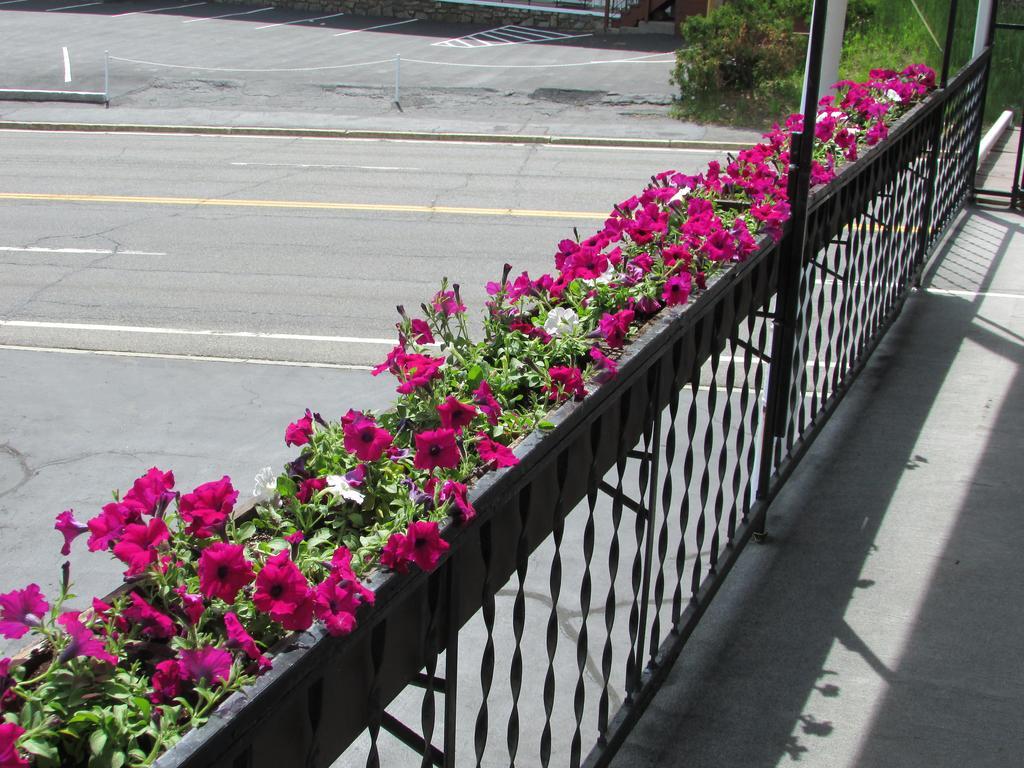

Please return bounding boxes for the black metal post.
[941,0,961,88]
[442,560,459,768]
[1012,109,1024,209]
[754,0,831,535]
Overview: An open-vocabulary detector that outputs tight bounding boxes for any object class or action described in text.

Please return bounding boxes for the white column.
[801,0,849,110]
[973,0,995,57]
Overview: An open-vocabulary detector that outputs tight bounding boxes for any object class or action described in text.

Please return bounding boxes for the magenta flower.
[431,289,466,316]
[413,428,461,471]
[380,521,449,574]
[284,409,315,447]
[175,587,205,625]
[150,658,183,704]
[439,479,476,524]
[56,612,117,665]
[0,723,28,768]
[409,318,435,344]
[473,380,502,425]
[112,517,170,576]
[179,647,233,686]
[546,366,587,402]
[253,552,314,632]
[54,509,88,556]
[437,396,477,435]
[313,576,374,637]
[475,435,519,470]
[86,501,141,552]
[662,273,693,306]
[0,658,14,709]
[198,542,255,603]
[701,228,736,262]
[224,612,271,670]
[124,592,176,639]
[0,585,48,640]
[599,309,635,349]
[589,348,619,382]
[123,467,176,516]
[296,476,327,504]
[179,476,237,538]
[343,414,394,462]
[396,353,445,394]
[330,546,357,581]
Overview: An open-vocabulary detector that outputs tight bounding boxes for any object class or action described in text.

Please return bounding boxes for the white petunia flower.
[885,88,903,103]
[252,466,278,502]
[326,474,365,505]
[543,307,579,337]
[669,186,692,204]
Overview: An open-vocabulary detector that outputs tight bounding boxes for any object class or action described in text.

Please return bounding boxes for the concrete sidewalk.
[611,194,1024,763]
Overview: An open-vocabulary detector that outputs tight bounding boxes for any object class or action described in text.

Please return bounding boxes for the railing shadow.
[609,206,1023,766]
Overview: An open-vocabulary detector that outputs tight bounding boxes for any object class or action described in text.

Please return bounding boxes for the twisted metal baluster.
[365,624,388,768]
[710,328,736,569]
[673,377,699,625]
[693,348,718,598]
[473,521,495,767]
[540,452,570,766]
[506,487,532,766]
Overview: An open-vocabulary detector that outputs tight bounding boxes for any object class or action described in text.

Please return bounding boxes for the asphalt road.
[0,129,724,366]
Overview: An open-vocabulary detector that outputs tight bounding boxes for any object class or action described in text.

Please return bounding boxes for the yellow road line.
[0,192,608,220]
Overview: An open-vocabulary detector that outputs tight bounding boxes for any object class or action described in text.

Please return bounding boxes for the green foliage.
[671,0,808,128]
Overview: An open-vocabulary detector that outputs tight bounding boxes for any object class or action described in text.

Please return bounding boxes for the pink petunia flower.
[413,428,461,471]
[589,348,619,383]
[296,477,327,504]
[175,586,205,625]
[54,509,89,556]
[178,647,233,686]
[150,658,183,704]
[662,273,693,307]
[380,521,449,574]
[439,480,476,524]
[409,318,435,345]
[431,289,466,316]
[313,576,375,637]
[329,546,357,581]
[253,552,314,632]
[179,476,238,538]
[475,435,519,470]
[224,612,271,670]
[284,409,315,447]
[86,500,143,552]
[112,517,170,577]
[437,396,477,435]
[0,658,15,709]
[198,542,255,604]
[0,585,48,640]
[546,366,587,402]
[473,380,502,426]
[124,592,176,639]
[56,612,117,665]
[343,414,394,462]
[599,309,635,349]
[0,722,29,768]
[123,467,176,516]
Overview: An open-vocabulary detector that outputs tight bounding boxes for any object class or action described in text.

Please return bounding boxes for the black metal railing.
[153,51,992,768]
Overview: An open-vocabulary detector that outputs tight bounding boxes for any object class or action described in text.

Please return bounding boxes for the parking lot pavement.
[0,0,764,143]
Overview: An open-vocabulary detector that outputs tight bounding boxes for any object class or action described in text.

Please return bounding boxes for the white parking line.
[0,246,167,255]
[182,6,273,23]
[48,1,103,10]
[62,46,72,82]
[0,344,373,370]
[113,1,206,18]
[0,320,396,345]
[433,25,588,48]
[0,0,29,5]
[254,11,345,30]
[334,18,419,36]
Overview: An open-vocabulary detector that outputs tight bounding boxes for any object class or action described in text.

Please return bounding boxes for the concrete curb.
[0,90,108,105]
[0,120,750,150]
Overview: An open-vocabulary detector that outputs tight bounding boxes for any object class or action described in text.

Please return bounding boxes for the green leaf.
[235,521,257,541]
[111,752,126,768]
[538,420,556,430]
[89,730,108,756]
[20,738,59,760]
[277,475,298,497]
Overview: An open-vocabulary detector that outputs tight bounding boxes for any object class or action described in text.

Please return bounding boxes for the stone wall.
[219,0,608,32]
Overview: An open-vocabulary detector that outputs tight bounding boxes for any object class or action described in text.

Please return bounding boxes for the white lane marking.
[113,1,206,18]
[1,320,397,345]
[48,1,103,10]
[62,46,72,83]
[333,18,419,36]
[0,246,167,255]
[229,161,419,171]
[254,11,345,30]
[0,343,373,370]
[924,287,1024,299]
[182,6,273,23]
[0,0,29,5]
